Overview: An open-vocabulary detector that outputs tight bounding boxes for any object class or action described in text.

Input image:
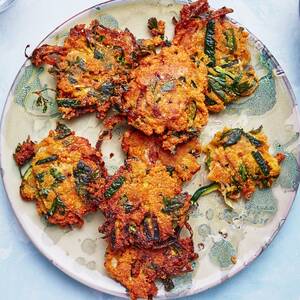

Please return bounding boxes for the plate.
[1,0,300,298]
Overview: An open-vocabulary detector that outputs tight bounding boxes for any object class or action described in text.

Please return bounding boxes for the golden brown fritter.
[173,0,258,112]
[31,20,139,119]
[205,127,284,202]
[105,236,198,300]
[122,129,201,182]
[120,45,208,151]
[19,123,107,227]
[99,159,191,250]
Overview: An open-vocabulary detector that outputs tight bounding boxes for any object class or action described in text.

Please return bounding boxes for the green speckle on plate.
[274,135,300,190]
[198,224,211,239]
[206,208,214,220]
[209,239,236,268]
[98,15,119,29]
[245,189,277,225]
[277,152,300,190]
[220,208,239,224]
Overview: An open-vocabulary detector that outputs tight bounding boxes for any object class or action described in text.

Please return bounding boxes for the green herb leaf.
[204,96,217,106]
[161,194,186,214]
[160,81,175,93]
[221,128,243,147]
[243,132,262,147]
[119,194,133,213]
[251,151,270,176]
[36,155,58,165]
[224,28,236,53]
[74,161,98,198]
[76,57,86,71]
[47,196,65,217]
[148,17,158,30]
[50,168,66,183]
[190,80,197,88]
[68,76,78,84]
[98,35,105,42]
[166,165,175,176]
[104,176,125,199]
[128,224,137,234]
[204,20,216,67]
[238,164,247,181]
[187,100,197,121]
[162,278,175,292]
[94,49,104,60]
[55,123,72,139]
[39,188,49,197]
[57,99,81,108]
[35,172,46,183]
[208,76,226,101]
[191,183,219,204]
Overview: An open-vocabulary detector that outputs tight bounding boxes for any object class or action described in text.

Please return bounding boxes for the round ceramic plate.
[1,0,300,299]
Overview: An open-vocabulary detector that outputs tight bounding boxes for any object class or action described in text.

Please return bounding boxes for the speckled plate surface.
[1,0,300,299]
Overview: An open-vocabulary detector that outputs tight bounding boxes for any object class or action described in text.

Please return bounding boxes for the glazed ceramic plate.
[1,0,300,299]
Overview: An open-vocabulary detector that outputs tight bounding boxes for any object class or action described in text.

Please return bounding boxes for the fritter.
[204,127,284,202]
[120,45,208,151]
[105,236,198,300]
[122,129,201,182]
[173,0,258,112]
[99,159,191,250]
[14,137,35,167]
[18,123,107,227]
[31,20,139,119]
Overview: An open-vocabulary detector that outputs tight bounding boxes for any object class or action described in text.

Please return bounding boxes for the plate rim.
[0,0,300,299]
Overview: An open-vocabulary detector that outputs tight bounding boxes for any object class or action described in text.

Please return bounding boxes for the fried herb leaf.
[68,76,78,84]
[74,161,98,198]
[97,82,115,102]
[161,194,186,214]
[204,96,217,106]
[224,28,236,53]
[208,75,227,101]
[47,196,65,217]
[38,188,49,197]
[119,194,133,213]
[160,81,175,93]
[94,49,104,60]
[249,125,263,134]
[221,128,243,147]
[128,224,137,234]
[166,165,175,176]
[55,123,72,139]
[148,17,158,30]
[252,151,270,176]
[162,278,175,292]
[187,100,197,121]
[238,164,247,181]
[50,168,66,185]
[57,99,81,108]
[36,155,58,165]
[104,176,125,199]
[243,132,262,147]
[204,20,216,67]
[35,172,46,183]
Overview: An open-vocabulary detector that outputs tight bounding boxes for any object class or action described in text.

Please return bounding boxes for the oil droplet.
[86,261,96,270]
[76,257,86,265]
[81,238,96,255]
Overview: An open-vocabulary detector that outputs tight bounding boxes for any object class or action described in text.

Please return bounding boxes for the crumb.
[231,256,237,264]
